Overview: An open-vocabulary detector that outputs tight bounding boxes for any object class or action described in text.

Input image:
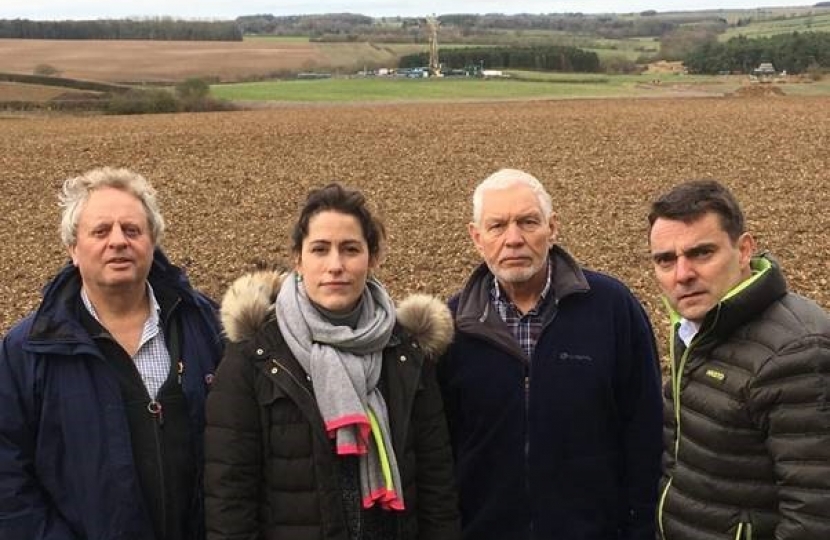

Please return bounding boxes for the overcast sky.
[2,1,818,20]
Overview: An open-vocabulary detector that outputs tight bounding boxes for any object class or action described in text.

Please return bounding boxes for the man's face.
[649,212,754,324]
[469,184,556,285]
[67,187,155,298]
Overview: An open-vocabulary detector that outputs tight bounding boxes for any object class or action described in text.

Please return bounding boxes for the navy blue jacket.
[438,246,663,540]
[0,250,223,540]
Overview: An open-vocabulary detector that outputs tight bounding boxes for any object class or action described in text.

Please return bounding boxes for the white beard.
[488,258,546,285]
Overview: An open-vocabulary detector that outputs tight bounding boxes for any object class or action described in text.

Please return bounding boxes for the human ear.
[737,232,756,267]
[66,245,78,266]
[548,213,559,244]
[468,222,485,255]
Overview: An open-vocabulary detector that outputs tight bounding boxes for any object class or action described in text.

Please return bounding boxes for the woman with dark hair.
[204,183,460,540]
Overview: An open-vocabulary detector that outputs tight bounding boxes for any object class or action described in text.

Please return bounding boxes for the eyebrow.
[484,211,542,223]
[651,242,718,260]
[308,239,363,246]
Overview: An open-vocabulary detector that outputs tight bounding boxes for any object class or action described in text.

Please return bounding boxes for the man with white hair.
[0,167,223,540]
[438,168,663,540]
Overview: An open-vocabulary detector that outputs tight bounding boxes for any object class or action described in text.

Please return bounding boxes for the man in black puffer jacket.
[648,179,830,540]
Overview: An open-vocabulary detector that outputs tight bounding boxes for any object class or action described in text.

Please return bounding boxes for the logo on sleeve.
[705,369,725,382]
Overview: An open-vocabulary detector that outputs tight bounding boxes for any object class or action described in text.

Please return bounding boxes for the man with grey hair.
[438,168,663,540]
[0,167,223,540]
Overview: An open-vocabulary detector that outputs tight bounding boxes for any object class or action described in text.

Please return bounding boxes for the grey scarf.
[276,271,405,510]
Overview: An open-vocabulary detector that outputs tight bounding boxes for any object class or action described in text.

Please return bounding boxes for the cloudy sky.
[2,1,817,20]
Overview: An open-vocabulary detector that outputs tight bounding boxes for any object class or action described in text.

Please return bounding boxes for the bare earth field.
[0,38,328,82]
[1,97,828,362]
[0,81,69,101]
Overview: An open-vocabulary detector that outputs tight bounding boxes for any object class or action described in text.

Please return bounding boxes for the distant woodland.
[235,12,726,42]
[1,10,829,74]
[0,18,242,40]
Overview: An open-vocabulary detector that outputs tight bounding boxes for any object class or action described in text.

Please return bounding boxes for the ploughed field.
[0,38,329,83]
[2,97,828,362]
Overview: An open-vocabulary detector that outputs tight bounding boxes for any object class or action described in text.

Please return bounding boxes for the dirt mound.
[732,84,786,97]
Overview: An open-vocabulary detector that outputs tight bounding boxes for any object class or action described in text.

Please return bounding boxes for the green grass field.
[317,42,425,70]
[720,11,830,40]
[211,67,830,103]
[210,76,644,102]
[210,72,744,103]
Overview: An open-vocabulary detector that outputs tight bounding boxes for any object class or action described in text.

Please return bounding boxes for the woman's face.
[296,210,375,313]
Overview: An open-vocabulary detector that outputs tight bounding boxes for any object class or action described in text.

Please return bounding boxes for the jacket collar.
[25,248,192,352]
[453,245,590,358]
[220,270,453,358]
[666,252,788,356]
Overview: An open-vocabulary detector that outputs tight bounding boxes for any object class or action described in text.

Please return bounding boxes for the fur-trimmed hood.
[220,271,453,358]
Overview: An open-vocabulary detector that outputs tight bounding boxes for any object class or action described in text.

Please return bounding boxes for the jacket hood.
[220,270,453,357]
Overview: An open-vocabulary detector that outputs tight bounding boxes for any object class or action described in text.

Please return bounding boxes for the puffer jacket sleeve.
[0,326,80,540]
[749,328,830,540]
[411,358,461,540]
[204,340,263,540]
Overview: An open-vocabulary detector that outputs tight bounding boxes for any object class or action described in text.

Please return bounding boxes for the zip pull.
[177,361,184,385]
[148,399,164,427]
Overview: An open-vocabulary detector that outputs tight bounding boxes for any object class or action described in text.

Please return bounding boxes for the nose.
[504,222,525,246]
[326,251,344,273]
[674,255,696,283]
[108,224,128,247]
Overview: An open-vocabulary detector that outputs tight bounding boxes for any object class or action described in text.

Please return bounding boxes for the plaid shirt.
[491,259,553,359]
[81,283,171,398]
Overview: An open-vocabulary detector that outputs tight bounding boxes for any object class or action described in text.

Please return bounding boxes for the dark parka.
[658,254,830,540]
[438,246,664,540]
[0,250,224,540]
[204,271,460,540]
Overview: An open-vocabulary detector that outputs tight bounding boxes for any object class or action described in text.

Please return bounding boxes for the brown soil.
[732,84,787,97]
[0,81,68,101]
[0,39,327,83]
[2,97,828,367]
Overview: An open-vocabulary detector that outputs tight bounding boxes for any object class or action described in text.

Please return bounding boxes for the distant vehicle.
[752,62,776,83]
[481,69,505,78]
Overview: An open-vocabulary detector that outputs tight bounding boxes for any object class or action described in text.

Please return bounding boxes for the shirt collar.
[677,317,700,346]
[81,282,160,326]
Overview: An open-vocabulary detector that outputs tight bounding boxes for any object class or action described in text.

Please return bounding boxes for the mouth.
[321,281,350,288]
[106,257,133,265]
[678,291,705,302]
[500,256,530,265]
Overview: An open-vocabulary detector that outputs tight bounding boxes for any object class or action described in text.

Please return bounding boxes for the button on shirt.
[491,259,553,359]
[81,284,171,398]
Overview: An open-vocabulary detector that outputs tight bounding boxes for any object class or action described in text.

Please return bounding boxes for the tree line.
[0,19,242,40]
[684,31,830,74]
[236,12,728,41]
[400,45,600,73]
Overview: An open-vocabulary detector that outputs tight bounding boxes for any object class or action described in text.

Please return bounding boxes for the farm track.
[1,96,828,364]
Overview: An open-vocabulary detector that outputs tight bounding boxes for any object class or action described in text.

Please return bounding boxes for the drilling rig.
[426,15,442,77]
